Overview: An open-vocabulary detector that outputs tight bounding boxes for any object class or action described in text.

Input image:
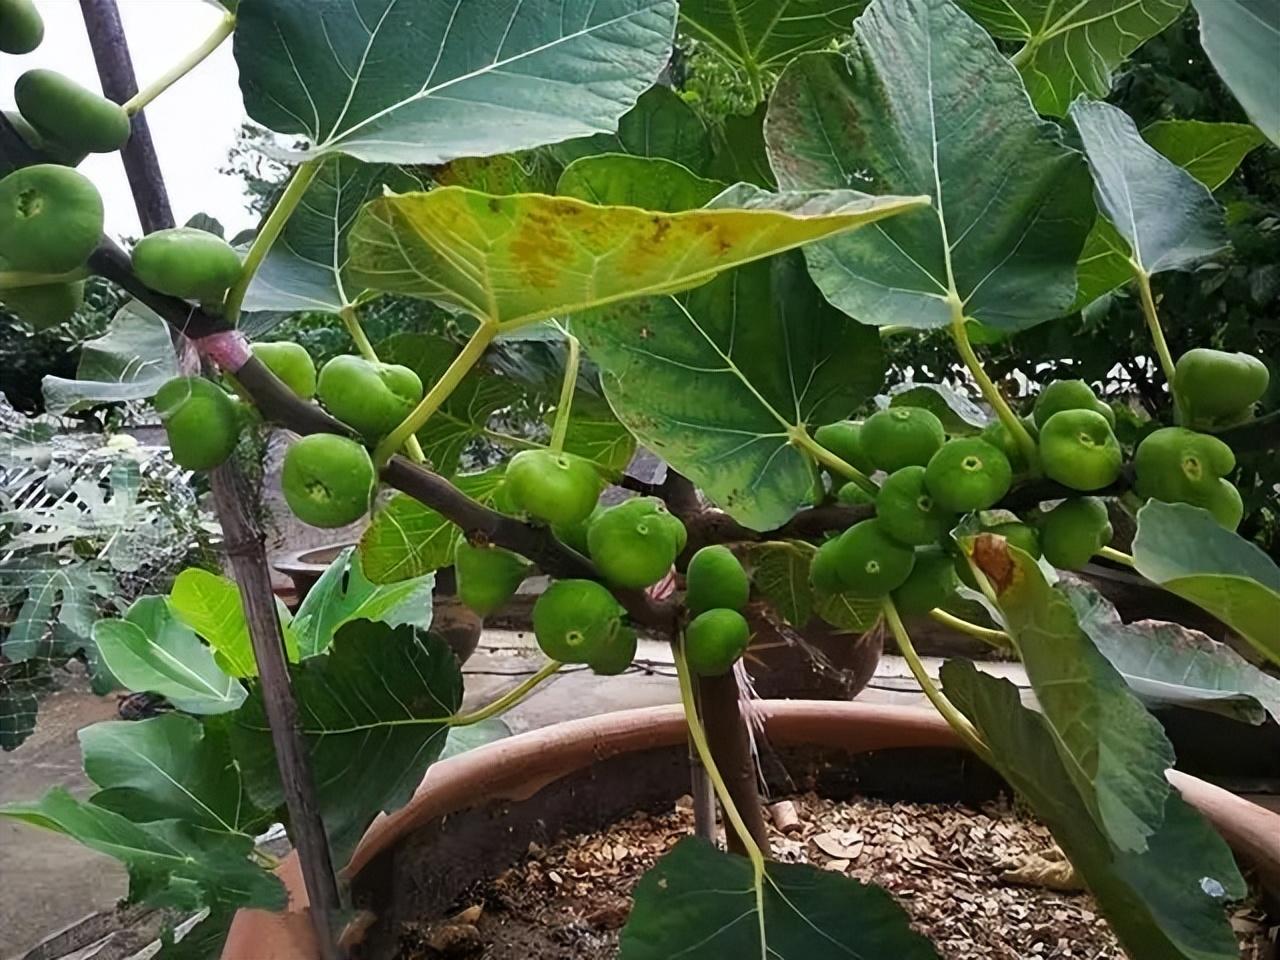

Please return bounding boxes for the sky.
[1,0,255,241]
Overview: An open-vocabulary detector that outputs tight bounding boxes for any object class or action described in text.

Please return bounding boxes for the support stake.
[78,5,344,956]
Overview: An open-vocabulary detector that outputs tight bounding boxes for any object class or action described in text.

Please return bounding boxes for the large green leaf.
[290,546,434,658]
[971,540,1174,852]
[168,569,298,678]
[345,184,928,332]
[957,0,1186,116]
[561,160,886,530]
[41,302,179,415]
[1192,0,1280,146]
[231,622,462,862]
[378,333,524,476]
[1141,120,1268,191]
[766,0,1093,332]
[233,0,678,164]
[92,596,246,715]
[578,248,885,530]
[1132,500,1280,666]
[0,788,284,911]
[942,661,1245,960]
[359,467,506,584]
[79,715,271,837]
[679,0,864,75]
[619,836,937,959]
[1065,582,1280,725]
[1071,99,1227,279]
[553,85,711,173]
[1073,118,1260,310]
[242,157,422,314]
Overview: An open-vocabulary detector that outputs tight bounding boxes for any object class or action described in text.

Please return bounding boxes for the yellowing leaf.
[346,185,928,330]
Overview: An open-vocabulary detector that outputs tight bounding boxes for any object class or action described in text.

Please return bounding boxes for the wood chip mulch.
[396,793,1276,960]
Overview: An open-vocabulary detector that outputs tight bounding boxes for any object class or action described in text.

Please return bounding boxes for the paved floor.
[0,628,1027,959]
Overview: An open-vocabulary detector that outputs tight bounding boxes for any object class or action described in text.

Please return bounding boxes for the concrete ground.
[0,627,1026,960]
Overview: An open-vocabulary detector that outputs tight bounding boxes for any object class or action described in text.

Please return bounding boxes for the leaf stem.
[928,608,1010,648]
[948,299,1039,473]
[1131,265,1178,404]
[340,304,378,361]
[224,158,323,325]
[375,321,498,467]
[883,599,991,761]
[449,660,563,727]
[675,645,766,873]
[340,304,426,463]
[548,334,580,453]
[1096,545,1136,568]
[1009,41,1034,69]
[790,427,877,496]
[123,11,236,115]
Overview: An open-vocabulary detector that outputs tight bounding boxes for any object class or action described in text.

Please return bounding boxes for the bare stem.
[224,158,323,324]
[949,299,1039,472]
[1097,545,1136,568]
[449,661,563,726]
[123,10,235,115]
[790,427,877,495]
[549,334,580,453]
[1132,265,1178,403]
[928,608,1009,648]
[375,322,497,466]
[883,599,990,761]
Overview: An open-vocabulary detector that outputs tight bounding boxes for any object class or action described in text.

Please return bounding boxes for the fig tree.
[876,465,956,546]
[154,376,241,471]
[1040,497,1113,571]
[685,545,749,615]
[132,228,242,301]
[684,608,751,676]
[1,280,83,329]
[505,448,602,527]
[15,69,131,154]
[588,624,637,676]
[1134,426,1242,529]
[0,0,43,53]
[317,354,423,439]
[0,164,103,273]
[1033,379,1115,429]
[1174,348,1269,425]
[861,407,946,472]
[252,341,317,400]
[924,438,1012,512]
[814,420,875,475]
[588,497,684,589]
[830,519,916,597]
[454,541,531,617]
[532,579,625,664]
[1038,409,1122,491]
[281,434,376,528]
[891,547,959,616]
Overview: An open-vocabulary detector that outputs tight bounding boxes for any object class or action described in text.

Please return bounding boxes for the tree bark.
[697,672,770,857]
[76,6,343,957]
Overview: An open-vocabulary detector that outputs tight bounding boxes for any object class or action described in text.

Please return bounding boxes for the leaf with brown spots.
[345,184,928,332]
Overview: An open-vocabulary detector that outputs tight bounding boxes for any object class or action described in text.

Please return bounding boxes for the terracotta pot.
[222,702,1280,960]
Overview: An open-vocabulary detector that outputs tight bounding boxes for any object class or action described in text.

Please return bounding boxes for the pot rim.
[222,700,1280,960]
